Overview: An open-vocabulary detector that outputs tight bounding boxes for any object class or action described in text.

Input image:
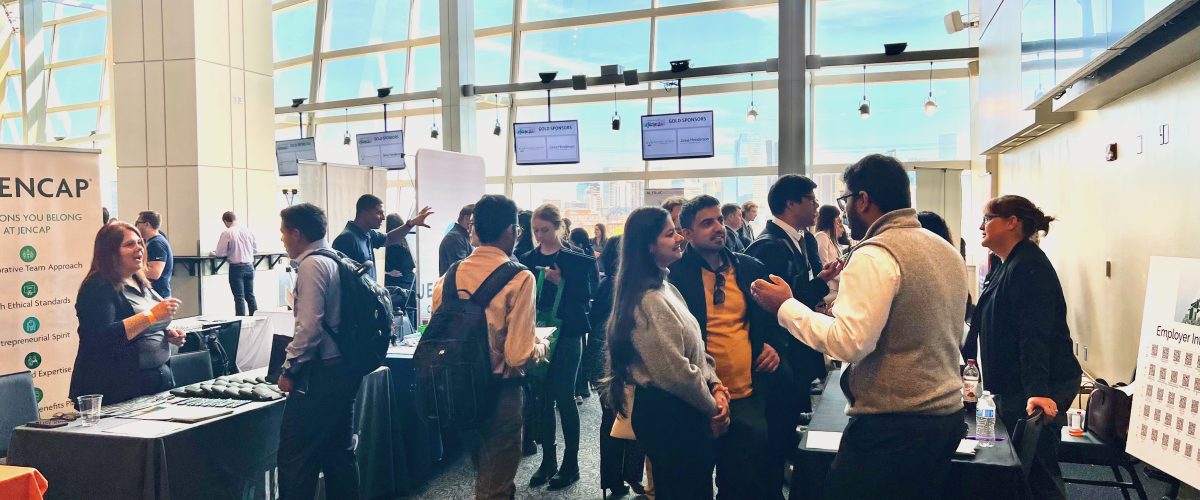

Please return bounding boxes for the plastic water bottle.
[976,391,996,448]
[962,359,980,413]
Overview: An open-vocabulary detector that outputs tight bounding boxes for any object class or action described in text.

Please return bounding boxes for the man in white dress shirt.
[212,211,259,316]
[751,154,969,500]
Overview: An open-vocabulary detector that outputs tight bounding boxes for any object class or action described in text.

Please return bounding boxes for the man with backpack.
[425,194,548,500]
[276,203,368,499]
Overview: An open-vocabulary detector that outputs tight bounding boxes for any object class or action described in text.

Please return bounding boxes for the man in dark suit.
[744,174,842,495]
[669,195,790,499]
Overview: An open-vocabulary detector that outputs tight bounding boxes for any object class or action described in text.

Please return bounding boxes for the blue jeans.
[228,264,257,316]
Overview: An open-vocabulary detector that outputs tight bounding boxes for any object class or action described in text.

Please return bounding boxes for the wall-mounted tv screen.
[356,130,406,170]
[513,120,580,165]
[275,138,317,176]
[640,111,714,161]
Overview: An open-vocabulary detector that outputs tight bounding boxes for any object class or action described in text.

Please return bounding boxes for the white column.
[778,0,808,175]
[439,0,476,154]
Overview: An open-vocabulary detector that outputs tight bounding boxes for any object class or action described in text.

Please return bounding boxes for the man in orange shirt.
[668,194,790,500]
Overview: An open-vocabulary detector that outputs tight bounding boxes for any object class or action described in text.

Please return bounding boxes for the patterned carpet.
[402,393,1199,500]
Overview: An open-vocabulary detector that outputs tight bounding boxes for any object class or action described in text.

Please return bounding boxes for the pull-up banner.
[0,146,100,416]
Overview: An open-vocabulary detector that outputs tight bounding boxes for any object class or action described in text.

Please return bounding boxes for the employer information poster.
[0,147,100,417]
[1127,256,1200,488]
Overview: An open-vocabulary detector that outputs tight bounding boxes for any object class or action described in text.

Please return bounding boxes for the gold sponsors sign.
[0,147,99,416]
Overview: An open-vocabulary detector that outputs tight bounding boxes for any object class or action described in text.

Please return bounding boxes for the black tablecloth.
[382,349,441,494]
[791,370,1028,500]
[8,367,397,500]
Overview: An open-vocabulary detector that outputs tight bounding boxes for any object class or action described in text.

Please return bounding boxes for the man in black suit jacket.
[744,174,842,496]
[669,195,790,499]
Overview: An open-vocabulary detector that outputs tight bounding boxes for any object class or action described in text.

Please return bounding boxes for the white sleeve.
[776,246,900,363]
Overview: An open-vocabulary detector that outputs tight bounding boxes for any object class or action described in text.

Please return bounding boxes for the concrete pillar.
[19,0,47,144]
[111,0,278,316]
[778,0,807,175]
[439,0,476,153]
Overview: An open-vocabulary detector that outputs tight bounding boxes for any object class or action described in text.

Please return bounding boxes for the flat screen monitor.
[640,111,715,161]
[513,120,580,165]
[356,130,406,170]
[275,138,317,176]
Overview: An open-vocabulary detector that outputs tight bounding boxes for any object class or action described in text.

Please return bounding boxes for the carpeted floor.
[403,393,1198,499]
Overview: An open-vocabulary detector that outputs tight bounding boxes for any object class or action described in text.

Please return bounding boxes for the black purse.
[1083,378,1132,449]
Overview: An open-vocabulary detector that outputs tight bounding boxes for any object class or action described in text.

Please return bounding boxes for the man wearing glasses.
[439,204,475,276]
[743,174,843,496]
[668,194,787,499]
[751,155,969,499]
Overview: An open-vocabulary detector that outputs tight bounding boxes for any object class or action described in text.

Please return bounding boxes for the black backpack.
[311,249,396,378]
[415,260,525,430]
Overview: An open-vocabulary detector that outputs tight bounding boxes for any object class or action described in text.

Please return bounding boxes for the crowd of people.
[73,152,1082,500]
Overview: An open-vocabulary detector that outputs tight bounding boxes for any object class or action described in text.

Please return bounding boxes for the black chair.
[0,371,39,461]
[169,351,214,388]
[1010,409,1046,479]
[1059,428,1148,500]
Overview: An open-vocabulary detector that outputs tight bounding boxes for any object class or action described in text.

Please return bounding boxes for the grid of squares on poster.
[1135,343,1200,464]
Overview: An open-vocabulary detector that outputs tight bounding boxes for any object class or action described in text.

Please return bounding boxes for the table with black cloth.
[790,369,1028,500]
[6,367,400,500]
[382,346,443,494]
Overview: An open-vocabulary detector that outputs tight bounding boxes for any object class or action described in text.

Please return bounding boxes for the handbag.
[1083,378,1132,450]
[528,267,563,379]
[610,384,637,440]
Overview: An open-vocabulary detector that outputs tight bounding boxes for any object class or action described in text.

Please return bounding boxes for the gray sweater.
[626,280,721,416]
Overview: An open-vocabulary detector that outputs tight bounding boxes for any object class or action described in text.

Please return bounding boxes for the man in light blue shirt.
[211,211,259,316]
[276,203,359,499]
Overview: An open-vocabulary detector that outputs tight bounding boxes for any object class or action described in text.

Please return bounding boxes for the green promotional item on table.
[529,267,564,378]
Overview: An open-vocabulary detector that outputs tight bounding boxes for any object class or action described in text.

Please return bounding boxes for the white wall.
[997,59,1200,382]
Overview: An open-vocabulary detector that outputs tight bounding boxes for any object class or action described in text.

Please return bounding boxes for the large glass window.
[42,1,103,21]
[0,118,22,144]
[273,2,318,61]
[522,0,649,22]
[512,180,646,235]
[815,0,968,56]
[408,44,441,92]
[2,76,22,113]
[477,107,509,177]
[475,0,513,28]
[411,0,440,38]
[51,17,106,62]
[813,78,969,164]
[475,35,512,86]
[48,108,99,139]
[648,175,776,208]
[321,51,407,101]
[655,7,778,69]
[324,0,409,51]
[648,89,779,171]
[48,63,105,107]
[274,64,313,107]
[518,21,650,82]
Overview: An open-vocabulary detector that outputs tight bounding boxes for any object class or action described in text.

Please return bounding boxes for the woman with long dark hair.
[569,227,596,258]
[971,195,1081,499]
[593,223,608,250]
[515,210,534,257]
[519,204,596,489]
[814,205,845,304]
[384,213,417,325]
[606,207,725,500]
[71,222,187,404]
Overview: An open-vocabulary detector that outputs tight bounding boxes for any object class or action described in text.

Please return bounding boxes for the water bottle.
[976,391,996,448]
[962,359,980,413]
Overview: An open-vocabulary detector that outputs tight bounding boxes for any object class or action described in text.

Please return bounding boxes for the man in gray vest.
[751,154,968,500]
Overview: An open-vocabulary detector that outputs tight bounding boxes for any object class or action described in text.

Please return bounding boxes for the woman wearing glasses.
[606,206,725,500]
[71,222,187,406]
[971,195,1081,499]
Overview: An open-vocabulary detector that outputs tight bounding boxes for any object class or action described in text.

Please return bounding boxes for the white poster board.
[644,187,685,208]
[356,130,406,170]
[414,149,485,323]
[1127,256,1200,488]
[0,146,100,416]
[297,161,388,273]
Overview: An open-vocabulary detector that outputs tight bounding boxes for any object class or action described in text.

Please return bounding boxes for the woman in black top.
[971,195,1082,500]
[384,213,417,325]
[72,222,187,405]
[519,203,596,489]
[515,210,535,257]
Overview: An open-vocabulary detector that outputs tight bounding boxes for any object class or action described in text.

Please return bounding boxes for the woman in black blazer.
[71,222,187,406]
[970,195,1082,500]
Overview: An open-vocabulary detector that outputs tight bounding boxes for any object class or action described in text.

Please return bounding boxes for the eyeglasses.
[836,192,859,212]
[981,214,1008,226]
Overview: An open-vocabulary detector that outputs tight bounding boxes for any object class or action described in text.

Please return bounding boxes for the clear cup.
[1067,408,1085,436]
[76,394,103,426]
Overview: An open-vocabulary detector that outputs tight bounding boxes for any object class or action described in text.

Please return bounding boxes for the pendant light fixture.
[342,108,351,145]
[858,65,871,120]
[611,85,621,131]
[492,94,502,136]
[924,61,938,116]
[746,73,759,123]
[430,99,440,139]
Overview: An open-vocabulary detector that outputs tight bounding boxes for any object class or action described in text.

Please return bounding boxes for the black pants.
[599,397,645,490]
[717,393,773,500]
[765,362,808,500]
[278,361,362,500]
[825,412,966,500]
[997,377,1079,500]
[228,264,257,316]
[631,385,716,500]
[138,364,174,396]
[539,335,583,454]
